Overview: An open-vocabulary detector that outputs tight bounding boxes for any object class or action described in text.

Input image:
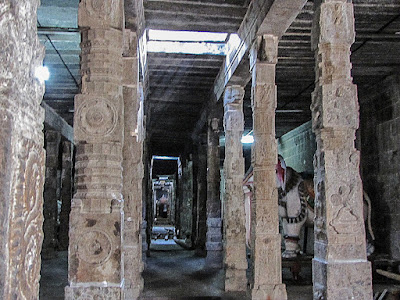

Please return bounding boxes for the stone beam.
[42,101,74,143]
[192,0,307,140]
[213,0,307,102]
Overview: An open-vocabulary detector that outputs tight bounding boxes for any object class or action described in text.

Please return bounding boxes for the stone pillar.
[311,1,373,299]
[122,29,144,299]
[223,86,247,291]
[0,1,46,298]
[250,35,287,300]
[42,129,61,259]
[181,159,194,241]
[59,140,73,251]
[205,116,223,268]
[195,135,208,256]
[65,1,125,298]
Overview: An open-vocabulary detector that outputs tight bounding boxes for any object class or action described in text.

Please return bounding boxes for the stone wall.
[359,74,400,259]
[277,121,316,175]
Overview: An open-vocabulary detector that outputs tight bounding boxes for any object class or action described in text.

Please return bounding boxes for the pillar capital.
[223,85,245,106]
[78,0,124,30]
[250,34,278,70]
[311,1,355,50]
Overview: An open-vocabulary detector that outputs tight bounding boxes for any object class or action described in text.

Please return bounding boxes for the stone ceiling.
[38,0,400,157]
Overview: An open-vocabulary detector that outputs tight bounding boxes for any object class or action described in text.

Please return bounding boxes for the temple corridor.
[2,0,400,299]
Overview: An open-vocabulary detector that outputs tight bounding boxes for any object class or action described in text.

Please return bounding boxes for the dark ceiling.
[38,0,400,159]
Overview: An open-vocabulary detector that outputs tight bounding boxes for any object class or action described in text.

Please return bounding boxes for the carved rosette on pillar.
[122,29,145,300]
[65,0,125,298]
[311,2,373,299]
[223,86,248,291]
[0,1,46,299]
[205,116,223,269]
[249,35,287,300]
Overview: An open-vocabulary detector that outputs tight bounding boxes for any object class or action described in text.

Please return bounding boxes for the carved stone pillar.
[250,35,287,300]
[0,1,46,298]
[311,2,373,299]
[42,129,61,259]
[205,116,223,268]
[59,141,73,251]
[122,29,144,299]
[65,1,125,298]
[223,86,247,291]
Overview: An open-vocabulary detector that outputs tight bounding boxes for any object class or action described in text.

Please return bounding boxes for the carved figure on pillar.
[249,34,287,300]
[311,1,373,299]
[223,85,247,291]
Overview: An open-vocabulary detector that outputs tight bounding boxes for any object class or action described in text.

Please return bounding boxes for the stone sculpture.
[243,155,375,258]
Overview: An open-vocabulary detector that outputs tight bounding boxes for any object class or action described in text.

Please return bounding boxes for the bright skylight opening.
[147,29,232,55]
[148,29,228,42]
[153,155,180,161]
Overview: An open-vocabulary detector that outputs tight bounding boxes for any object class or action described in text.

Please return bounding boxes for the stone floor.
[39,243,400,299]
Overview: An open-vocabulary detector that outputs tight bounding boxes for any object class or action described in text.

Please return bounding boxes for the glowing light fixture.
[35,66,50,82]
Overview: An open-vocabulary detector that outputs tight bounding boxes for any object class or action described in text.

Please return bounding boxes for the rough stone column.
[250,35,287,300]
[223,86,247,291]
[65,1,125,298]
[59,141,73,251]
[311,1,373,299]
[205,116,223,268]
[0,1,46,298]
[195,135,208,256]
[42,129,61,259]
[122,30,144,299]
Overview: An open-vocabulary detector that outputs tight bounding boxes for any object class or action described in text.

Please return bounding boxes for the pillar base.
[65,285,122,299]
[251,283,287,300]
[313,258,372,299]
[205,246,223,269]
[225,268,247,291]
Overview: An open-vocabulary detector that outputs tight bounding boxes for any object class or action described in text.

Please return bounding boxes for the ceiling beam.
[42,101,74,143]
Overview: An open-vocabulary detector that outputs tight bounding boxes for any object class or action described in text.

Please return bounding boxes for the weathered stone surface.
[0,1,46,299]
[181,160,194,238]
[59,141,73,251]
[42,130,61,259]
[66,0,125,296]
[65,286,121,300]
[223,85,247,291]
[311,1,373,298]
[359,75,400,259]
[205,114,223,269]
[68,213,122,283]
[249,34,286,300]
[122,29,144,300]
[194,135,208,255]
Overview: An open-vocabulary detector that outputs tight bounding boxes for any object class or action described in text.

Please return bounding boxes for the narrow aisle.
[141,246,232,299]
